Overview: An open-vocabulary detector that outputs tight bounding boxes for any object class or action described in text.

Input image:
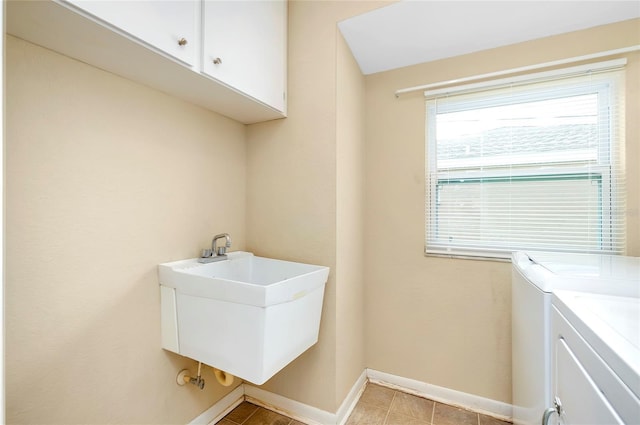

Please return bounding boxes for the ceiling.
[338,1,640,75]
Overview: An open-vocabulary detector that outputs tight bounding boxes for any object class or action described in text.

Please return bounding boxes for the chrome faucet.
[212,233,231,256]
[198,233,231,263]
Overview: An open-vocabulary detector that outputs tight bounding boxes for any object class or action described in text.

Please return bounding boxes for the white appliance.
[511,251,640,425]
[550,290,640,424]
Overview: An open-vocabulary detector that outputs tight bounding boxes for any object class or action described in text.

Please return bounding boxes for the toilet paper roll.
[213,368,235,386]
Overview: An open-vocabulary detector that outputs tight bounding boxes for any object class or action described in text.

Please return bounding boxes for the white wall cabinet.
[202,0,287,112]
[7,0,287,124]
[65,0,199,66]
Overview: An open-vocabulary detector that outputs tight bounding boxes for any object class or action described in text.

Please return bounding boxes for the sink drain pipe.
[213,368,235,386]
[177,363,235,388]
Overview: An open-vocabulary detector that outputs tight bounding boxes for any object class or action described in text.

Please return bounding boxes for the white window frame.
[425,61,625,260]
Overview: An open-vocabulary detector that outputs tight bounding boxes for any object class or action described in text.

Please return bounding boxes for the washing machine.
[511,251,640,425]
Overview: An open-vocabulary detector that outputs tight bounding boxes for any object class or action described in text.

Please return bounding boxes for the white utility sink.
[158,251,329,385]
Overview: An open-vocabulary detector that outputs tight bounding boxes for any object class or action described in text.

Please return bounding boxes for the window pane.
[434,176,603,251]
[436,94,599,169]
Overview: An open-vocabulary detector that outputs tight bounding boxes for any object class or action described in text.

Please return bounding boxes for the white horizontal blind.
[425,61,626,259]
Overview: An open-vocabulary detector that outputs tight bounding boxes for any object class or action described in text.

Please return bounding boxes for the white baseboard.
[189,384,244,425]
[335,370,368,425]
[244,385,333,425]
[194,370,367,425]
[192,368,512,424]
[366,369,512,421]
[244,369,367,425]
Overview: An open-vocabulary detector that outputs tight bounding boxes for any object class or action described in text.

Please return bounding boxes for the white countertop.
[528,252,640,282]
[513,251,640,294]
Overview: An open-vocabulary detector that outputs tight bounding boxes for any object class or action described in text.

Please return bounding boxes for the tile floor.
[218,383,511,425]
[217,401,305,425]
[344,384,511,425]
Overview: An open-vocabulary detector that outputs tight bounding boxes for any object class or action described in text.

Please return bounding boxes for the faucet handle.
[201,249,213,258]
[216,246,227,256]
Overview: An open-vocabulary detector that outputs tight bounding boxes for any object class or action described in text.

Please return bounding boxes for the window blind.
[425,60,626,260]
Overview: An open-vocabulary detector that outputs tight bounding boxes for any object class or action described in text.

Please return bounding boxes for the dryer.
[511,251,639,425]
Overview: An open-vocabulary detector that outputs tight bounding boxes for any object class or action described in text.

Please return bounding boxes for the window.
[425,61,625,260]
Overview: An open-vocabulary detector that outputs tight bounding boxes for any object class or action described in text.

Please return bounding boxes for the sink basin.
[159,251,328,306]
[158,251,329,384]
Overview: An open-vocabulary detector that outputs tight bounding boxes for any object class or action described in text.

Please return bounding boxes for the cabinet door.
[553,338,623,424]
[64,0,198,65]
[202,0,286,112]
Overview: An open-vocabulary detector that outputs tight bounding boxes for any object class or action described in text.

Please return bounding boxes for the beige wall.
[245,0,388,412]
[5,36,247,424]
[6,4,639,424]
[335,30,366,406]
[5,1,388,420]
[363,19,640,403]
